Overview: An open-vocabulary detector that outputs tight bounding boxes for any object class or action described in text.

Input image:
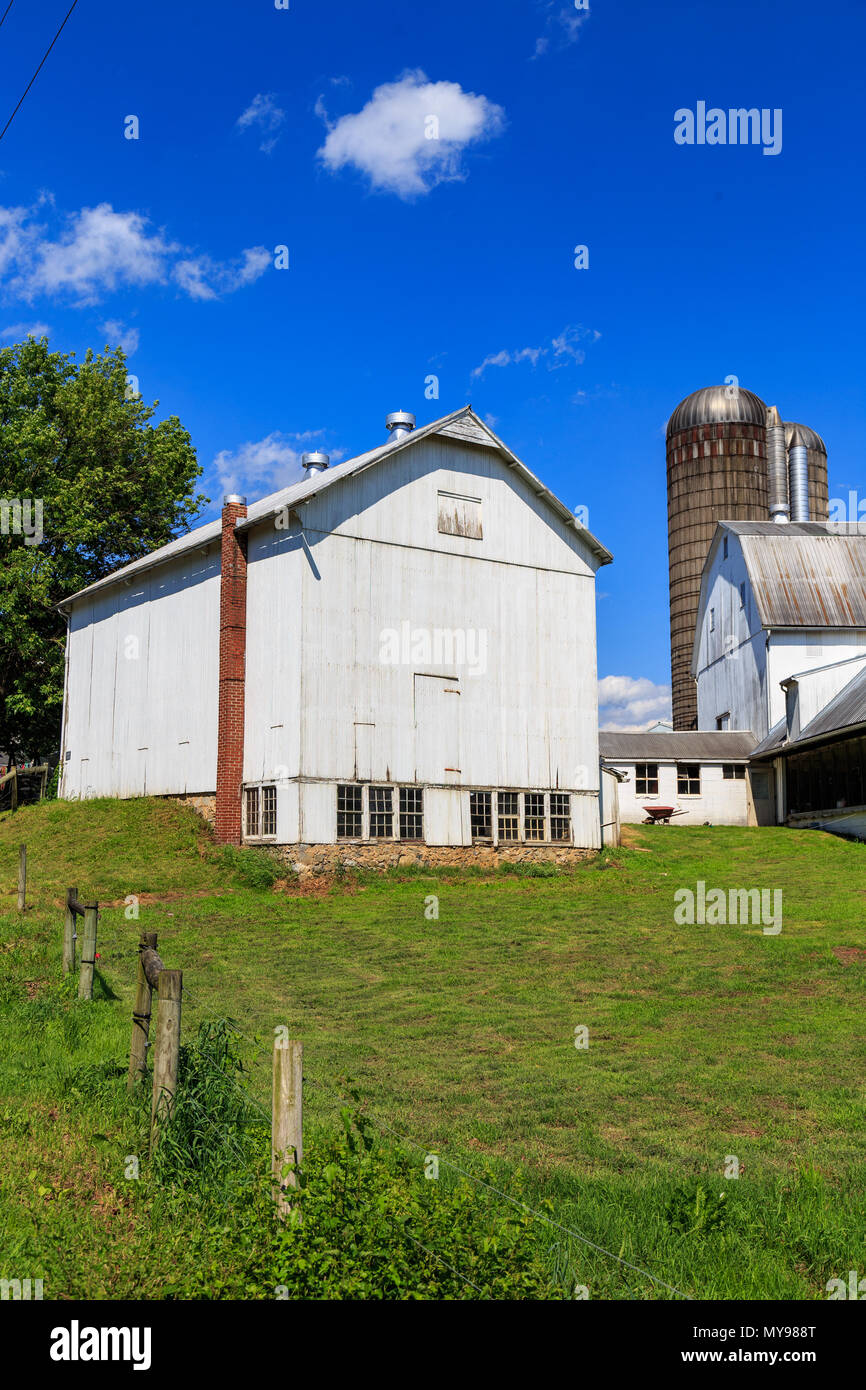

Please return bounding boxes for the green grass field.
[1,796,864,1299]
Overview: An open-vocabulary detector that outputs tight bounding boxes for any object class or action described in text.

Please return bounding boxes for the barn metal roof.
[751,663,866,759]
[692,523,866,677]
[599,730,756,761]
[59,407,612,610]
[784,421,826,454]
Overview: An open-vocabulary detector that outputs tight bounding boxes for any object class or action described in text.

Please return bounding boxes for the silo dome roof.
[666,385,767,438]
[784,421,826,454]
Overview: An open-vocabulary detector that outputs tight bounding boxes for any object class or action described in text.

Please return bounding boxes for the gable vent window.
[369,786,394,838]
[399,787,423,840]
[470,791,492,840]
[498,791,519,842]
[524,792,546,842]
[438,491,483,539]
[550,793,571,841]
[337,785,362,839]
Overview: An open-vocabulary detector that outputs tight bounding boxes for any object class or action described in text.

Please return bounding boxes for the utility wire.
[0,2,16,31]
[0,0,80,143]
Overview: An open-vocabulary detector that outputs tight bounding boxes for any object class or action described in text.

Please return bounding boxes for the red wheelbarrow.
[642,805,687,825]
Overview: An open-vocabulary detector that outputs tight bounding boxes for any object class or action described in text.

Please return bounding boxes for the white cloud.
[213,431,344,497]
[0,198,270,306]
[0,321,51,340]
[317,69,505,199]
[471,324,599,379]
[18,204,177,304]
[598,675,672,732]
[531,3,591,60]
[236,93,287,154]
[99,319,139,355]
[172,246,270,301]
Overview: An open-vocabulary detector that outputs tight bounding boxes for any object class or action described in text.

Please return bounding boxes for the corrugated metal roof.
[752,664,866,758]
[666,385,767,436]
[599,730,756,760]
[725,522,866,628]
[59,406,612,609]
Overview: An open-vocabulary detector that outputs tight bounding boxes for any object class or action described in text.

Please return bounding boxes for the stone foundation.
[171,793,216,827]
[277,842,595,875]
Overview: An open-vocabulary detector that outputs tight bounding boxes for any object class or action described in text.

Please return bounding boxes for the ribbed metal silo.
[784,421,829,522]
[666,385,769,730]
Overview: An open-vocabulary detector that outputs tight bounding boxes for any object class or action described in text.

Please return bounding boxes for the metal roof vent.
[385,411,415,441]
[301,451,329,476]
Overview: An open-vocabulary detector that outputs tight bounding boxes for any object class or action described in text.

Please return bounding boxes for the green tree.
[0,336,207,762]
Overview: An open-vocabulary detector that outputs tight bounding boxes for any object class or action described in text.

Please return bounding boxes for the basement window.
[261,785,277,837]
[723,764,746,780]
[677,763,701,796]
[369,786,394,838]
[524,792,546,842]
[399,787,423,840]
[498,791,519,842]
[337,784,362,839]
[635,763,659,796]
[470,791,492,841]
[550,793,571,841]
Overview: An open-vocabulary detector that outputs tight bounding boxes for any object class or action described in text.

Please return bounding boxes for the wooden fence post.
[128,931,158,1089]
[17,843,26,912]
[77,905,98,1000]
[63,886,77,974]
[151,969,182,1144]
[272,1037,303,1216]
[10,767,17,812]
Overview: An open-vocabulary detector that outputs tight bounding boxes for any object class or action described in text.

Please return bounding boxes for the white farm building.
[58,407,612,862]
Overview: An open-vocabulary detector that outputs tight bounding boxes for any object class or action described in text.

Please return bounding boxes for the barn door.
[414,674,461,782]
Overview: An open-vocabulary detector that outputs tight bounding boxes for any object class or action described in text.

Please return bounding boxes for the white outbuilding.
[58,407,612,860]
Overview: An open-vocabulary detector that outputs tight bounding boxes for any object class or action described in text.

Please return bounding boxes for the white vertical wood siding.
[60,550,220,798]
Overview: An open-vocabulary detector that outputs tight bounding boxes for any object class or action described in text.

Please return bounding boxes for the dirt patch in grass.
[832,946,866,965]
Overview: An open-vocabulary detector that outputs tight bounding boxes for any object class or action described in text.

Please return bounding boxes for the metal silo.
[784,421,829,523]
[666,385,769,730]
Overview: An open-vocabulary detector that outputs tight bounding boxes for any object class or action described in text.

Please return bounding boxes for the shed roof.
[599,730,756,761]
[58,407,612,610]
[751,663,866,759]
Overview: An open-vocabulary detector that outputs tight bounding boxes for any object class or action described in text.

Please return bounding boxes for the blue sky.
[1,0,864,727]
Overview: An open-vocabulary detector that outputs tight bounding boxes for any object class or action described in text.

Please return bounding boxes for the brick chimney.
[215,494,248,844]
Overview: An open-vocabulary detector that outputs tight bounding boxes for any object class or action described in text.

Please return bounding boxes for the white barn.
[58,407,612,861]
[692,522,866,741]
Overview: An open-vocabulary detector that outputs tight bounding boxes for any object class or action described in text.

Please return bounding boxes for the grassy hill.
[1,796,864,1299]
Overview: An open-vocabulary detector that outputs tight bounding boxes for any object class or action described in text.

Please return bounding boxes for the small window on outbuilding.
[716,712,731,731]
[723,764,746,780]
[245,787,260,838]
[723,536,729,559]
[635,763,659,796]
[677,763,701,796]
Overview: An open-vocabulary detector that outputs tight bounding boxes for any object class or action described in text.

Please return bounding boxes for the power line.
[0,2,16,31]
[0,0,80,143]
